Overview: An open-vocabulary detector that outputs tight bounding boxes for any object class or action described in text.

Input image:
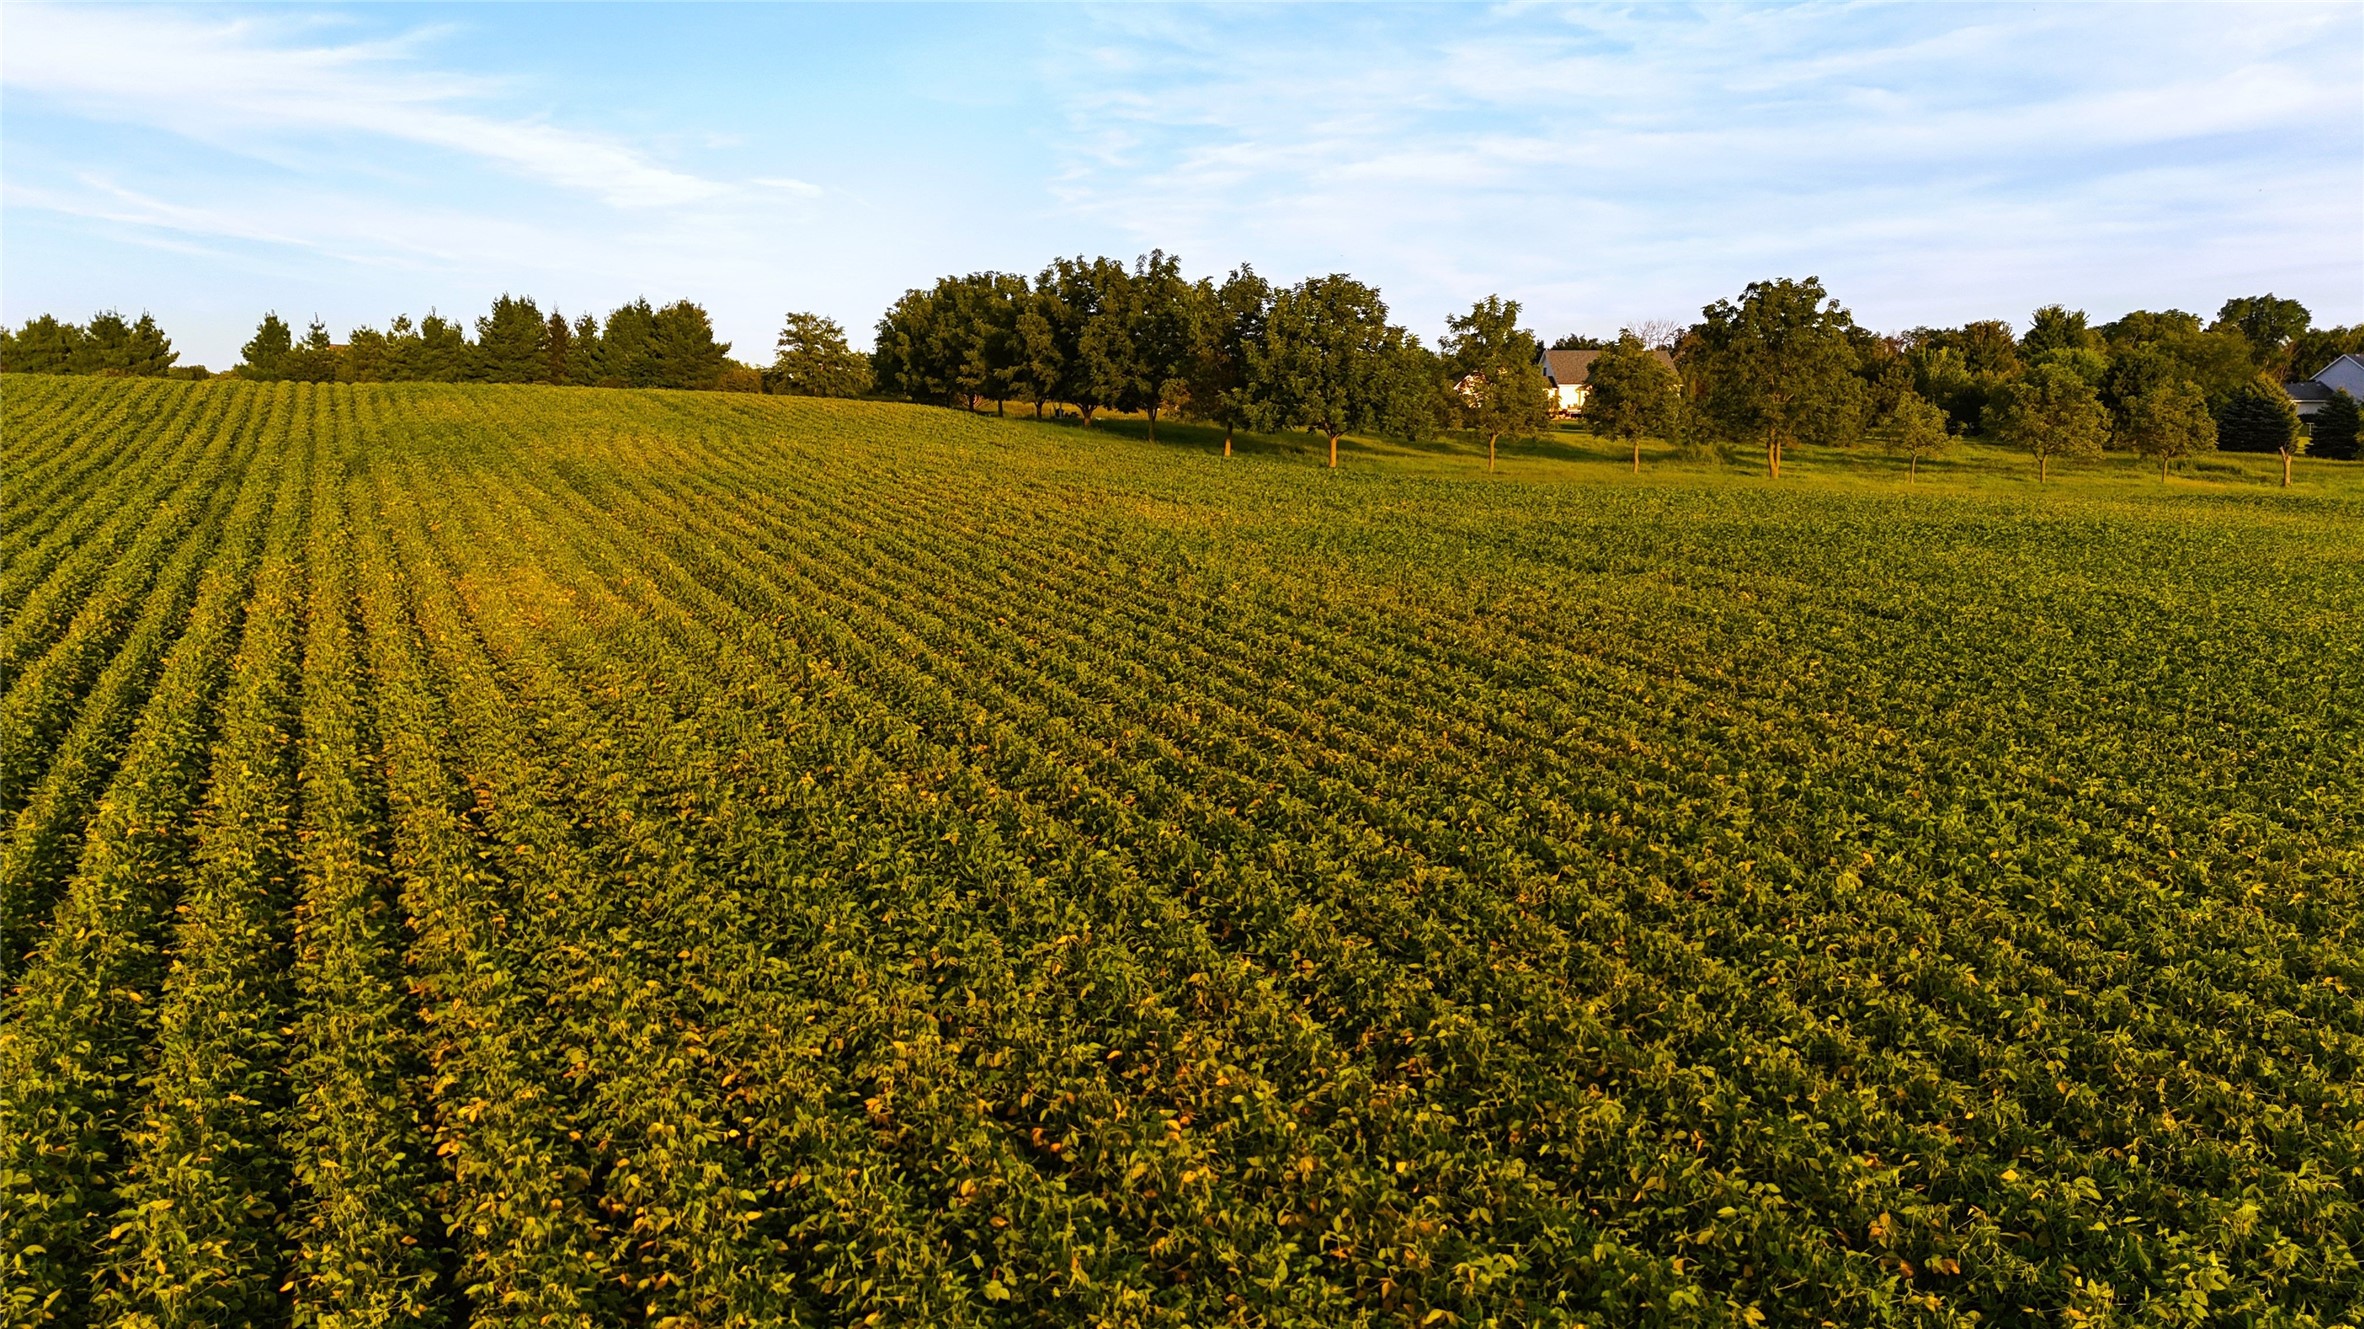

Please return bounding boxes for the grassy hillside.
[3,376,2360,1327]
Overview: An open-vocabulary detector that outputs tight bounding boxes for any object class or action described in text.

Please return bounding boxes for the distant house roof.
[2286,380,2335,402]
[1537,346,1677,385]
[1539,349,1601,386]
[2315,353,2364,396]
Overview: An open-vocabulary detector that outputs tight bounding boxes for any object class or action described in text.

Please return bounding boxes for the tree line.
[856,261,2362,480]
[6,269,2359,477]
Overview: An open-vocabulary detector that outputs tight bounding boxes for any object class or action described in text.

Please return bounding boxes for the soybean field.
[2,375,2360,1328]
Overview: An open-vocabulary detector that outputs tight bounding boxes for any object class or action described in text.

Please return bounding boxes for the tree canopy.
[1686,276,1865,478]
[1443,296,1551,471]
[769,313,872,398]
[1985,362,2108,480]
[2118,379,2216,480]
[1249,274,1405,468]
[1585,332,1681,474]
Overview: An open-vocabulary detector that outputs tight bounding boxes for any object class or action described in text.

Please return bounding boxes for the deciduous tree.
[2021,305,2101,359]
[1585,332,1680,474]
[1123,250,1196,440]
[2214,294,2310,372]
[1442,296,1550,472]
[2119,379,2216,480]
[1183,265,1270,456]
[1039,256,1133,427]
[1878,390,1951,481]
[1248,274,1401,469]
[1010,292,1064,420]
[1687,276,1866,478]
[1986,362,2107,481]
[769,312,872,397]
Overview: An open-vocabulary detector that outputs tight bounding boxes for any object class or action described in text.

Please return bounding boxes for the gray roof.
[2285,380,2335,401]
[1537,346,1677,386]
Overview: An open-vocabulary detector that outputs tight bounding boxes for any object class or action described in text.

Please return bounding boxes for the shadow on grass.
[950,402,2362,496]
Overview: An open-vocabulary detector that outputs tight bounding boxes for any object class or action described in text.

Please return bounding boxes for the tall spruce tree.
[2215,374,2304,485]
[647,300,729,390]
[2309,391,2360,462]
[4,315,83,373]
[125,313,177,376]
[283,318,341,382]
[472,294,547,383]
[567,313,605,385]
[74,311,136,374]
[239,313,294,381]
[543,310,573,384]
[602,299,659,387]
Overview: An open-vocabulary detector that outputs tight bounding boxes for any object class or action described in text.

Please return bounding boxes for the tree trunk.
[1034,399,1044,420]
[1147,405,1157,442]
[2282,449,2293,487]
[1224,426,1233,458]
[2040,453,2048,482]
[2162,455,2169,481]
[1631,436,1640,475]
[1082,405,1096,428]
[1489,432,1498,472]
[996,398,1005,417]
[1329,433,1339,469]
[1909,453,1918,482]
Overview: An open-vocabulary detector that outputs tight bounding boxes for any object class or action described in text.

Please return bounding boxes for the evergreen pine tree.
[2309,391,2360,462]
[471,293,546,383]
[647,300,729,390]
[125,313,178,376]
[566,313,606,385]
[603,299,659,386]
[75,311,135,373]
[239,313,294,381]
[544,310,573,384]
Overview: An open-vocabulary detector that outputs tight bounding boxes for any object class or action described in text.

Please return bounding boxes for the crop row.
[0,379,2354,1326]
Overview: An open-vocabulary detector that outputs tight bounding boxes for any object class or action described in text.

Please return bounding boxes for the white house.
[2284,353,2364,419]
[1536,347,1678,417]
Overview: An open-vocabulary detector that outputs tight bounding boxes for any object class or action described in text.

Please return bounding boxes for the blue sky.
[4,2,2359,369]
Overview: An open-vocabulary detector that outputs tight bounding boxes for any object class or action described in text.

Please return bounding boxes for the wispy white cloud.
[1,2,2355,367]
[3,6,727,209]
[1035,3,2363,334]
